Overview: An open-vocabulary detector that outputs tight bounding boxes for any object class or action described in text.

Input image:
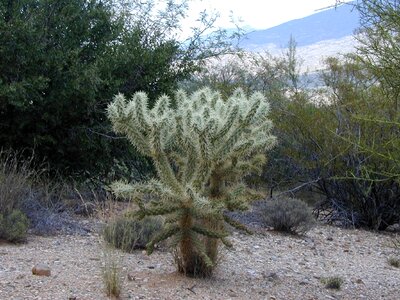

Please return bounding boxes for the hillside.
[237,2,360,71]
[241,2,360,50]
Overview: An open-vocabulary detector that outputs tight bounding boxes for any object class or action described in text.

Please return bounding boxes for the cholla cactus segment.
[107,87,275,276]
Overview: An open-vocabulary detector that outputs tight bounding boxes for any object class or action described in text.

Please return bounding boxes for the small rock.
[127,273,135,281]
[89,257,100,261]
[228,289,237,297]
[32,264,51,277]
[263,272,279,282]
[327,237,333,241]
[356,279,364,284]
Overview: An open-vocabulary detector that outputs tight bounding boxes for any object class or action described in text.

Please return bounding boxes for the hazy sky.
[182,0,352,32]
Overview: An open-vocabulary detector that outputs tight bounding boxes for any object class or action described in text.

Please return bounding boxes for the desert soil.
[0,218,399,300]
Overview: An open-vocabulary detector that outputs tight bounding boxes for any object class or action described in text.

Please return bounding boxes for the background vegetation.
[1,0,399,250]
[0,0,239,180]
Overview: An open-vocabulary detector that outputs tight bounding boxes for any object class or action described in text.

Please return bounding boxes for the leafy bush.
[259,197,315,235]
[1,1,240,179]
[103,216,162,252]
[0,209,29,243]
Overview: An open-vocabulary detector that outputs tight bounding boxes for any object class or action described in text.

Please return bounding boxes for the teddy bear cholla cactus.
[107,88,276,276]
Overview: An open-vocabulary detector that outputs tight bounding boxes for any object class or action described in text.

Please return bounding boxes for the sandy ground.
[1,222,399,300]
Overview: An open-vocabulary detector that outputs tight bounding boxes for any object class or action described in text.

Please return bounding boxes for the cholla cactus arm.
[142,203,181,216]
[147,224,181,255]
[133,92,151,132]
[189,231,213,267]
[220,237,233,248]
[183,137,199,184]
[110,179,175,199]
[193,130,212,191]
[174,116,200,184]
[191,225,228,239]
[107,94,152,155]
[186,188,221,220]
[223,214,253,234]
[242,96,262,126]
[212,105,239,143]
[235,154,267,176]
[151,122,183,194]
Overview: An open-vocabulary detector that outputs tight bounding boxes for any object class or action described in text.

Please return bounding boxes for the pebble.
[32,264,51,277]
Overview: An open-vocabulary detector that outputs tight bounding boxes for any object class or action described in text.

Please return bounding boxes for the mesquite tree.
[107,88,276,276]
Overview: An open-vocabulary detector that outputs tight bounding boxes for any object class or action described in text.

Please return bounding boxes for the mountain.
[241,3,360,50]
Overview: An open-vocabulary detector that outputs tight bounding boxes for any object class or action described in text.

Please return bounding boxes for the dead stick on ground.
[187,284,196,294]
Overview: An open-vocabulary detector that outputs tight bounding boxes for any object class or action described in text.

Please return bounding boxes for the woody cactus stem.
[107,88,276,277]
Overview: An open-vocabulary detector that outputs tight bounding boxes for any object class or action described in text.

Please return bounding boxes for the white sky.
[181,0,352,32]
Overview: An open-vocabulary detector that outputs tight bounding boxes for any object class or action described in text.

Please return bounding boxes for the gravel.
[1,222,399,299]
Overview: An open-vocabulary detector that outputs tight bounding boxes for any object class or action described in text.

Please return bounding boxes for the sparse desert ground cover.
[1,214,399,300]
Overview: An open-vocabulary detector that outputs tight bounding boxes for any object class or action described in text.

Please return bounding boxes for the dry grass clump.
[258,196,316,235]
[0,150,35,242]
[101,248,122,299]
[321,276,344,290]
[0,150,34,213]
[103,216,162,252]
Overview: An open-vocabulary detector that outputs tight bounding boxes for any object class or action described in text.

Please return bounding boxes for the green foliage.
[103,216,162,252]
[269,56,400,230]
[259,197,315,235]
[107,87,275,276]
[321,276,344,290]
[355,0,400,107]
[0,0,120,176]
[0,0,240,179]
[388,257,400,268]
[314,57,400,230]
[0,209,29,243]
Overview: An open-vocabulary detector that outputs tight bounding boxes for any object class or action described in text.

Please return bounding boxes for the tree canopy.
[0,0,240,178]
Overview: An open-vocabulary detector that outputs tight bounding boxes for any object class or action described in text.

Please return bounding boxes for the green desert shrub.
[103,216,162,252]
[259,197,315,234]
[107,88,276,277]
[0,209,29,242]
[388,257,400,268]
[321,276,344,290]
